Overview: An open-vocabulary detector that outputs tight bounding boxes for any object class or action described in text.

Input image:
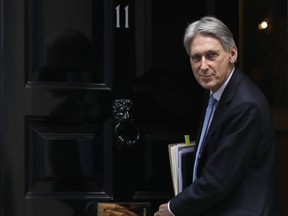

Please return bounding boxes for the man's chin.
[200,82,214,90]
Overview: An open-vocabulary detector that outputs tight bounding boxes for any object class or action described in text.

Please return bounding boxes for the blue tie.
[193,94,217,181]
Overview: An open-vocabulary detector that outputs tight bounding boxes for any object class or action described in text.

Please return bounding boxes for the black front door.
[0,0,237,215]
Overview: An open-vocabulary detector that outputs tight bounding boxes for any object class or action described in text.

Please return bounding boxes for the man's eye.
[207,52,218,59]
[191,55,201,62]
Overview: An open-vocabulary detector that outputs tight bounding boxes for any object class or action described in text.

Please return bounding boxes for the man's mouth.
[200,74,212,78]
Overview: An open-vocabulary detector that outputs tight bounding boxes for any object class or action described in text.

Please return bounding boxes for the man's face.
[189,34,237,92]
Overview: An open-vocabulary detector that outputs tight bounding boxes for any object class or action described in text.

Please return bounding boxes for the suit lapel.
[205,68,243,141]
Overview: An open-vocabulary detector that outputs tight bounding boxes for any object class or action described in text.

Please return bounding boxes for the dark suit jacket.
[170,68,279,216]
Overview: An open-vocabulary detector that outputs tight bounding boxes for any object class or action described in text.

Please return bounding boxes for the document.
[168,141,195,195]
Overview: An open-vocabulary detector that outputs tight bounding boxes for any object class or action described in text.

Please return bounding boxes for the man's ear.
[229,46,238,63]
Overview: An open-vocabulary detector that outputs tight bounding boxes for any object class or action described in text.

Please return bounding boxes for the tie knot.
[208,95,217,106]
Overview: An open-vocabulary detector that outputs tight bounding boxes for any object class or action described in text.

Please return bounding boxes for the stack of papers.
[168,142,195,195]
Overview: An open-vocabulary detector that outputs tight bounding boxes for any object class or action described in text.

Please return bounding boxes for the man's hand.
[154,203,173,216]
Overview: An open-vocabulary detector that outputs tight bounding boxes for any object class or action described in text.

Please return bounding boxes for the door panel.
[27,0,104,84]
[28,0,113,214]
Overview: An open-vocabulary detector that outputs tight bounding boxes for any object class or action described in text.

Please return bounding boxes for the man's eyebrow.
[191,49,218,55]
[205,49,219,53]
[190,52,199,56]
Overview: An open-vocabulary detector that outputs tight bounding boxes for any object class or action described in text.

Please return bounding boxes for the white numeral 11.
[115,5,129,29]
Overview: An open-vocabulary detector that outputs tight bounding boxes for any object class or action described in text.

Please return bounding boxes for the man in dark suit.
[154,16,278,216]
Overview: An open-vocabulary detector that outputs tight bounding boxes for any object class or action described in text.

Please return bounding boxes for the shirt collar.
[210,67,235,101]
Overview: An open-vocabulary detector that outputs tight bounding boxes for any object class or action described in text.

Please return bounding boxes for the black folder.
[181,151,195,190]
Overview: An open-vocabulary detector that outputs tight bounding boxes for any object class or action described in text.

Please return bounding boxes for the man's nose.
[200,57,209,70]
